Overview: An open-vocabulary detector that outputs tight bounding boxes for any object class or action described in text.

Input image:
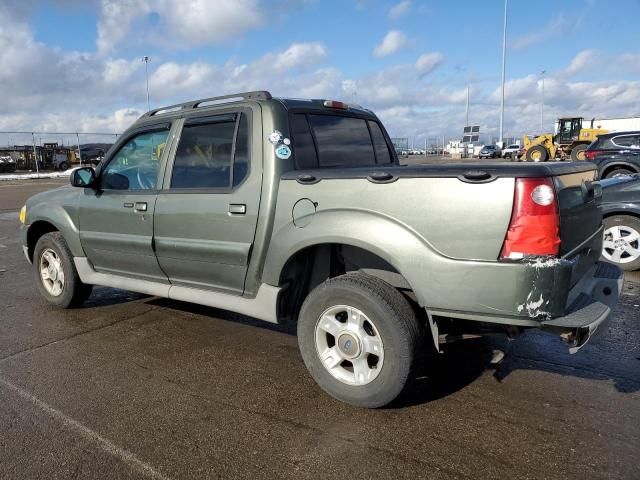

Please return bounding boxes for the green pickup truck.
[20,91,623,407]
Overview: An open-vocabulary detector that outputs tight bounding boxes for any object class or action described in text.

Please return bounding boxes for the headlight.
[19,206,26,224]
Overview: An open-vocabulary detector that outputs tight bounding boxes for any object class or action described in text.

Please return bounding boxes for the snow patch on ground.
[0,169,77,181]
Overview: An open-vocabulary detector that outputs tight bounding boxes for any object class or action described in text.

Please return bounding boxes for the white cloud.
[97,0,148,55]
[273,42,327,70]
[374,30,408,57]
[415,52,443,75]
[97,0,262,54]
[564,49,596,76]
[388,1,410,20]
[159,0,262,48]
[511,15,568,51]
[1,2,640,147]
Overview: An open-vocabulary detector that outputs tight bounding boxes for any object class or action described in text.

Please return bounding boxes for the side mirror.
[71,167,96,188]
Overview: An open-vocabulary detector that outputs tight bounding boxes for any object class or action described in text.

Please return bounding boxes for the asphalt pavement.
[0,179,639,480]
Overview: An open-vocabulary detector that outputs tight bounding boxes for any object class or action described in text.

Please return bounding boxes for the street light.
[498,0,508,147]
[142,56,151,112]
[540,69,546,133]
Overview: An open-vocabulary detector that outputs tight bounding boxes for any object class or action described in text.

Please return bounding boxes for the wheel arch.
[602,210,640,221]
[26,207,84,261]
[26,220,59,262]
[274,242,418,323]
[601,162,640,178]
[264,210,437,325]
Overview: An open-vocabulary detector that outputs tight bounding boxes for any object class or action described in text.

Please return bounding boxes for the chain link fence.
[0,131,120,174]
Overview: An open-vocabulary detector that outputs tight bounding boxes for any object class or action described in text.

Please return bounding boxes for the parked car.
[79,144,112,164]
[20,91,622,408]
[600,174,640,270]
[479,145,501,158]
[0,155,17,173]
[502,144,520,159]
[585,131,640,178]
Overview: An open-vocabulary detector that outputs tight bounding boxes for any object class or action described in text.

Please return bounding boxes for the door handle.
[134,202,148,212]
[228,204,246,215]
[296,174,317,184]
[123,202,134,208]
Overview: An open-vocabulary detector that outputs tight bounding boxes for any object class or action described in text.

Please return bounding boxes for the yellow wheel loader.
[522,117,608,162]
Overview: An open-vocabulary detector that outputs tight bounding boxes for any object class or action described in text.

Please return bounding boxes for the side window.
[307,115,375,167]
[101,129,169,190]
[612,135,640,148]
[368,121,392,164]
[291,114,318,169]
[171,116,236,189]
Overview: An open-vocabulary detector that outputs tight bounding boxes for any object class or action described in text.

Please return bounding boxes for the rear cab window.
[289,112,395,169]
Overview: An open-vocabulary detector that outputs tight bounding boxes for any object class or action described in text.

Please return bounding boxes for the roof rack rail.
[142,91,272,118]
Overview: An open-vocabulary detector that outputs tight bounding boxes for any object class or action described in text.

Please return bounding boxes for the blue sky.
[1,0,639,144]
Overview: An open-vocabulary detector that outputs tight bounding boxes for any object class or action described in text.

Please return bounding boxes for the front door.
[78,127,172,282]
[153,109,261,294]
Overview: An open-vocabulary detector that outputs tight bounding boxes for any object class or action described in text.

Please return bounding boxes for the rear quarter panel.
[262,176,548,318]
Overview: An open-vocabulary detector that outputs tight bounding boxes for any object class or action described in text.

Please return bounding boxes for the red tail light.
[323,100,348,109]
[500,178,560,260]
[584,149,602,161]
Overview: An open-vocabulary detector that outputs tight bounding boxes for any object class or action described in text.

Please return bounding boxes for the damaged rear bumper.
[540,262,623,353]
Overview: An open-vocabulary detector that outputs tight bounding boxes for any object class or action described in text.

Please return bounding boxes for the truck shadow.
[84,289,640,407]
[491,328,640,395]
[392,338,494,408]
[394,321,640,408]
[79,286,149,308]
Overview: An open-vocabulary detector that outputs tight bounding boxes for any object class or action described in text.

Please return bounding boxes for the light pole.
[498,0,508,148]
[142,56,151,112]
[540,69,546,133]
[465,86,470,127]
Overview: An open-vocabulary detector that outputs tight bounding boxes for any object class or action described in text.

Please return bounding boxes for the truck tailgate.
[553,169,602,287]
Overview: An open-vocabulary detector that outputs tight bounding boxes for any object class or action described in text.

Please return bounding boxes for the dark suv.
[585,131,640,178]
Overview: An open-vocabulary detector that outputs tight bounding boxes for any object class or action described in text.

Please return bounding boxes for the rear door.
[610,134,640,161]
[153,107,261,295]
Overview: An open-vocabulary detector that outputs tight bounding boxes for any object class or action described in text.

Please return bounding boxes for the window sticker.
[268,130,283,145]
[268,129,292,159]
[275,144,292,160]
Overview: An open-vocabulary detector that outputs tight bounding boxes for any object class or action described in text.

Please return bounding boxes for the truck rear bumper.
[541,261,623,352]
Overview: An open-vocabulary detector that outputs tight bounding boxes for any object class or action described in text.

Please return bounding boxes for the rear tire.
[525,145,548,162]
[570,144,588,161]
[33,232,93,308]
[602,215,640,271]
[297,272,423,408]
[58,162,69,171]
[604,168,634,179]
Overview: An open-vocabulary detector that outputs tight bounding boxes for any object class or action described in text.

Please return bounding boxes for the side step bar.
[74,257,280,324]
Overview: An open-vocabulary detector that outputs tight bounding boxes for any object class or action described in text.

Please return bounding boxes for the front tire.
[33,232,93,308]
[570,144,588,161]
[525,145,548,162]
[297,272,423,408]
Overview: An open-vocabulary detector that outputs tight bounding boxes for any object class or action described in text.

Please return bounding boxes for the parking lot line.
[0,375,173,480]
